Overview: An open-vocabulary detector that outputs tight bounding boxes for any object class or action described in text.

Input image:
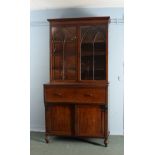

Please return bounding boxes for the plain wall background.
[30,8,124,135]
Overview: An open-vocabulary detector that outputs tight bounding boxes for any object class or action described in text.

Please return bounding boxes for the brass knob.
[53,93,62,96]
[84,93,93,97]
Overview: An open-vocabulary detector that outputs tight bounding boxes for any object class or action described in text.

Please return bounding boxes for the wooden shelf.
[53,69,76,72]
[81,41,105,44]
[52,40,76,43]
[82,68,104,71]
[53,53,76,56]
[81,52,105,56]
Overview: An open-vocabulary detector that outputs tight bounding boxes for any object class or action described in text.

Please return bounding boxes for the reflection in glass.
[52,27,77,80]
[80,26,106,80]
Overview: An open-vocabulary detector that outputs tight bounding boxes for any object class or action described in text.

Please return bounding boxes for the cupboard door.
[76,105,104,137]
[45,105,73,135]
[51,26,77,81]
[80,25,106,80]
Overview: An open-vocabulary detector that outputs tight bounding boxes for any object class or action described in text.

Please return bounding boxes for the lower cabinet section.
[45,104,106,137]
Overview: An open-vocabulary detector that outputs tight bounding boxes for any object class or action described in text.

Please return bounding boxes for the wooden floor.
[31,132,124,155]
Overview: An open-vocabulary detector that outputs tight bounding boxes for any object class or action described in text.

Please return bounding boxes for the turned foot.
[104,138,108,147]
[45,135,49,143]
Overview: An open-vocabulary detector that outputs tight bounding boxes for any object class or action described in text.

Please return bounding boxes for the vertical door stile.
[106,24,108,81]
[77,25,80,81]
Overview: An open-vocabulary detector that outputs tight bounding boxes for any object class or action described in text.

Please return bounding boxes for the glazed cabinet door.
[51,26,77,81]
[76,105,104,137]
[45,105,73,135]
[80,25,107,80]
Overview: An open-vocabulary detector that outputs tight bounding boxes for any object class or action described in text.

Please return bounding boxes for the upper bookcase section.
[48,17,110,82]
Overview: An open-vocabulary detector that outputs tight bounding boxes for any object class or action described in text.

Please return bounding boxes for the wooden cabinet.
[44,17,110,146]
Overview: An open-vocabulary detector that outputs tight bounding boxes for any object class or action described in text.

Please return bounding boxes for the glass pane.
[80,25,106,80]
[52,27,77,80]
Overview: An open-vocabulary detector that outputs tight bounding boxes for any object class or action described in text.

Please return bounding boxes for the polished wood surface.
[44,17,110,146]
[48,17,110,26]
[45,105,73,135]
[44,85,106,104]
[76,105,103,136]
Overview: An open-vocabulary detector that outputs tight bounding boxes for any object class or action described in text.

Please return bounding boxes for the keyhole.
[118,76,120,81]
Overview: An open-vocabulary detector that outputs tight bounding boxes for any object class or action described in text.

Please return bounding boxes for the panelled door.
[45,105,73,135]
[76,105,104,137]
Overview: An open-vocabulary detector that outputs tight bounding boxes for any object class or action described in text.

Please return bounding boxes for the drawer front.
[44,86,106,104]
[44,87,76,102]
[75,88,106,103]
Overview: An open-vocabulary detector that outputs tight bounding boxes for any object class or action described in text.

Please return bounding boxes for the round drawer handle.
[53,93,62,96]
[84,93,93,97]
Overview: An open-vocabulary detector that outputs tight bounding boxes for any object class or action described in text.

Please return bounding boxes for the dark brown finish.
[45,105,73,135]
[47,17,110,26]
[44,17,110,146]
[44,85,106,104]
[76,105,103,136]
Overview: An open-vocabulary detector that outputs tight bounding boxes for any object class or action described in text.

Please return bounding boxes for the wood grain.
[46,105,73,135]
[76,105,104,136]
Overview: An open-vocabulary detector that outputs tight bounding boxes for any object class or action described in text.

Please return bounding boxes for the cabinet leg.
[45,135,49,143]
[104,138,108,147]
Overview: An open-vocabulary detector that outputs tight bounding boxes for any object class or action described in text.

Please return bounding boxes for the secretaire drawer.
[44,85,106,104]
[75,88,106,103]
[44,87,76,103]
